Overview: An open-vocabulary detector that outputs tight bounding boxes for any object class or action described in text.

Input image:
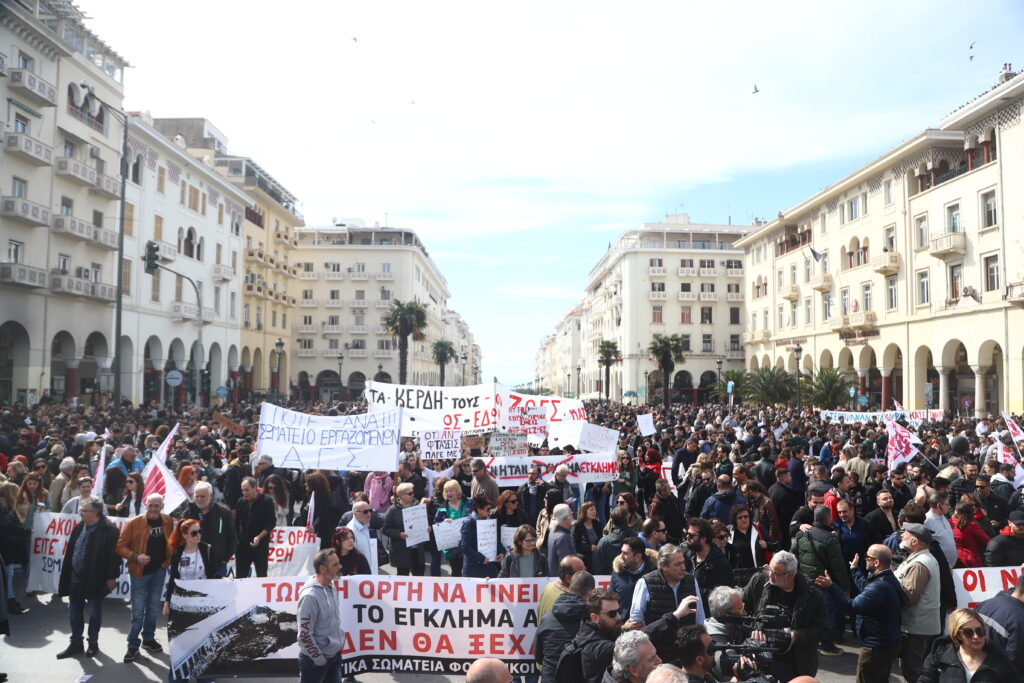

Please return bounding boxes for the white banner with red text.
[27,512,319,599]
[821,409,945,423]
[481,453,618,486]
[168,575,611,680]
[953,565,1024,608]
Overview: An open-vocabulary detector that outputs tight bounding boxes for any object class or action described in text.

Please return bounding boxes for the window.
[354,314,365,326]
[949,264,963,299]
[230,292,237,318]
[886,277,897,310]
[700,307,713,324]
[699,283,714,292]
[180,180,187,205]
[820,251,829,273]
[89,263,101,282]
[727,283,740,293]
[777,305,785,328]
[299,339,313,350]
[355,262,366,272]
[214,286,221,313]
[652,306,663,323]
[702,334,713,353]
[861,192,868,215]
[840,288,850,315]
[819,214,826,234]
[699,259,714,268]
[381,262,391,273]
[60,197,73,215]
[729,334,741,350]
[884,226,896,251]
[862,284,872,312]
[217,203,224,225]
[751,313,757,330]
[916,271,930,305]
[839,203,845,225]
[762,310,768,329]
[946,204,960,233]
[984,255,999,292]
[11,177,26,198]
[154,215,163,242]
[790,302,798,327]
[790,265,797,284]
[884,179,893,205]
[157,167,166,194]
[729,307,740,324]
[680,282,692,292]
[803,259,811,282]
[7,240,23,263]
[302,262,313,273]
[302,288,314,300]
[377,339,392,351]
[329,289,341,300]
[355,289,365,300]
[680,258,694,267]
[243,303,250,324]
[175,274,183,302]
[327,338,339,350]
[150,268,160,302]
[380,289,392,300]
[123,202,134,236]
[13,114,28,134]
[777,270,783,290]
[649,258,663,267]
[982,191,997,228]
[281,313,287,328]
[58,254,70,272]
[651,282,665,292]
[17,51,33,70]
[63,141,75,158]
[351,339,366,350]
[215,243,223,265]
[121,259,131,295]
[823,293,833,320]
[92,210,103,228]
[916,215,929,247]
[680,335,691,352]
[327,314,340,326]
[847,196,860,221]
[680,307,692,324]
[271,311,277,327]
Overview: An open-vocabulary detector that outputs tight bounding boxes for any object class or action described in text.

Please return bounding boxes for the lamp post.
[461,351,468,386]
[272,338,284,400]
[565,372,571,397]
[716,357,723,404]
[337,342,348,401]
[79,82,130,411]
[794,343,803,410]
[576,364,581,399]
[377,362,384,381]
[644,370,649,403]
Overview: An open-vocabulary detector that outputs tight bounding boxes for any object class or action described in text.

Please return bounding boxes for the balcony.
[848,310,877,330]
[677,267,697,277]
[698,267,718,277]
[375,326,390,335]
[324,298,344,308]
[829,315,851,331]
[245,248,267,266]
[297,348,317,358]
[348,348,369,358]
[0,263,47,289]
[244,282,264,298]
[323,324,343,334]
[212,264,234,281]
[297,324,318,333]
[781,284,801,301]
[90,173,120,199]
[1007,282,1024,306]
[324,271,344,281]
[726,268,744,278]
[726,292,744,301]
[265,254,277,268]
[349,271,370,281]
[872,251,900,275]
[929,232,967,259]
[273,229,291,245]
[678,291,698,301]
[648,266,667,276]
[171,302,200,320]
[350,299,368,308]
[742,332,759,345]
[2,197,50,227]
[297,298,318,307]
[374,350,395,359]
[55,157,97,186]
[742,330,771,345]
[52,214,94,242]
[299,271,318,280]
[375,299,392,308]
[726,348,745,360]
[7,68,57,107]
[375,271,394,280]
[50,275,102,299]
[649,291,668,300]
[156,241,177,262]
[4,132,53,165]
[93,226,118,250]
[322,349,344,358]
[349,325,368,334]
[699,292,718,301]
[810,273,833,291]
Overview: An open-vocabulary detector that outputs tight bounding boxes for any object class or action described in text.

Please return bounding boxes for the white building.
[736,66,1024,415]
[0,0,128,404]
[290,223,478,401]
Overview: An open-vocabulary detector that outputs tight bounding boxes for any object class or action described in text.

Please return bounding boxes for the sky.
[76,0,1024,386]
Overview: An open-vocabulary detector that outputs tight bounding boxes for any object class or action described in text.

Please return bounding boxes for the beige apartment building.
[736,67,1024,415]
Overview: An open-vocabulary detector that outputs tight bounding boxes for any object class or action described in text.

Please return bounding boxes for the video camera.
[707,642,782,683]
[710,605,793,682]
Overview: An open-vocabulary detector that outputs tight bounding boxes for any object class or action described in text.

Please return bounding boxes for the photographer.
[741,551,828,681]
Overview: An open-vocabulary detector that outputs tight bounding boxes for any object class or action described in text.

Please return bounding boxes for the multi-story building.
[289,222,476,401]
[119,113,249,407]
[152,117,303,401]
[736,66,1024,415]
[537,215,750,403]
[0,0,128,404]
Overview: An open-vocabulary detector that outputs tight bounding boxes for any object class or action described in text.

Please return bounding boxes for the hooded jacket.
[829,566,901,648]
[296,576,342,664]
[984,526,1024,567]
[573,619,618,683]
[975,588,1024,664]
[534,592,587,683]
[699,489,747,524]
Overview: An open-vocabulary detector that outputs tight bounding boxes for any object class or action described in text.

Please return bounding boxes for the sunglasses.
[356,509,371,515]
[600,609,620,618]
[717,535,729,540]
[960,626,986,639]
[685,532,700,539]
[507,499,519,504]
[617,500,627,505]
[523,537,537,543]
[34,465,48,471]
[471,469,482,473]
[188,530,202,537]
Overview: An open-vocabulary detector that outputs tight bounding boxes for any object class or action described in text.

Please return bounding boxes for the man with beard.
[865,490,899,544]
[535,570,594,683]
[566,588,622,683]
[860,465,887,516]
[950,460,981,502]
[649,479,685,545]
[892,524,941,683]
[788,489,826,538]
[517,465,550,524]
[985,510,1024,566]
[742,480,782,542]
[683,518,734,614]
[975,475,1009,535]
[769,468,801,543]
[684,468,716,518]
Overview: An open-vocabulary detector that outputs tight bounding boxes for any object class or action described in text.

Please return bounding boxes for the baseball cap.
[1008,511,1024,525]
[902,523,933,545]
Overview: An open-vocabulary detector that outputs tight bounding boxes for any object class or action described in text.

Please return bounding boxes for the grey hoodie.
[296,576,342,663]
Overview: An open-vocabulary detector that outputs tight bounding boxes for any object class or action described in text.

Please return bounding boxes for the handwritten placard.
[421,429,462,460]
[638,414,656,437]
[500,525,517,551]
[477,518,498,562]
[577,423,621,453]
[490,432,529,458]
[432,516,470,551]
[402,504,430,547]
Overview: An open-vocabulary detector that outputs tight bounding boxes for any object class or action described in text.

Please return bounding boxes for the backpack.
[554,635,586,683]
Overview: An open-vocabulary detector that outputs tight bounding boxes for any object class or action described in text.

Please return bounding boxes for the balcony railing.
[8,68,57,107]
[1007,282,1024,306]
[212,264,234,281]
[52,215,94,241]
[375,272,394,280]
[848,311,877,329]
[297,298,318,307]
[324,298,344,308]
[829,315,851,331]
[781,284,801,301]
[350,271,370,280]
[349,325,368,334]
[698,267,718,277]
[810,273,833,291]
[323,324,343,334]
[375,299,392,308]
[4,132,53,165]
[55,157,97,186]
[324,271,344,280]
[297,324,318,333]
[296,348,317,357]
[677,267,697,277]
[299,271,319,280]
[350,299,368,308]
[375,326,390,335]
[649,291,667,300]
[648,266,667,276]
[726,292,744,301]
[94,226,118,250]
[374,349,395,358]
[678,291,698,301]
[156,241,177,261]
[726,268,744,278]
[872,251,900,275]
[348,348,369,358]
[90,173,120,199]
[699,292,718,301]
[929,232,967,258]
[0,262,47,288]
[2,196,50,227]
[245,206,264,227]
[322,349,344,357]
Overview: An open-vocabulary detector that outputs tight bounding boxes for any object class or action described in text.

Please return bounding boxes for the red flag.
[306,491,316,531]
[1001,412,1024,442]
[884,418,918,470]
[141,452,189,514]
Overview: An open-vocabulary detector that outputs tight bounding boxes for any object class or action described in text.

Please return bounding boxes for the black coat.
[742,569,828,678]
[570,520,599,571]
[183,501,237,566]
[234,493,276,551]
[573,619,618,683]
[382,502,424,570]
[164,542,220,600]
[919,636,1019,682]
[0,507,30,565]
[984,532,1024,567]
[58,518,121,599]
[534,592,587,683]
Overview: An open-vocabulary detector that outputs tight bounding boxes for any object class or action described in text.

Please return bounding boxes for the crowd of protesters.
[0,396,1024,682]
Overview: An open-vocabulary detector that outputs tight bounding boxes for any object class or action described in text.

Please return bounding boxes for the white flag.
[1001,412,1024,442]
[152,423,180,464]
[93,445,109,500]
[142,452,189,514]
[884,418,919,470]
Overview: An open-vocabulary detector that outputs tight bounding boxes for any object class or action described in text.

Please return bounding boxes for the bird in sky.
[970,55,974,62]
[352,37,358,43]
[969,41,976,49]
[752,85,760,94]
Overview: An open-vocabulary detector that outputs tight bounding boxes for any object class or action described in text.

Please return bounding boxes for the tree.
[431,340,457,386]
[802,367,856,409]
[744,366,797,406]
[647,334,686,412]
[597,340,622,402]
[382,300,427,384]
[709,369,749,404]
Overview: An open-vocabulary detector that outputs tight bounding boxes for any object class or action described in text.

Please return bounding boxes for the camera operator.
[704,586,747,645]
[741,551,828,681]
[676,625,722,683]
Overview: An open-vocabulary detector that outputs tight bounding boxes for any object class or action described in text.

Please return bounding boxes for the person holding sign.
[498,524,548,578]
[382,483,426,576]
[434,480,470,577]
[461,493,504,578]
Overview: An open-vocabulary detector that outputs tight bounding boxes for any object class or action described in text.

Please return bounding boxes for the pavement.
[2,571,899,682]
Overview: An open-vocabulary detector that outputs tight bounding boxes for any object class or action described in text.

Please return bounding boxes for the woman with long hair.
[604,491,643,534]
[495,490,528,529]
[177,465,197,500]
[726,503,769,572]
[919,607,1016,682]
[264,473,292,526]
[460,493,504,578]
[434,479,469,577]
[162,519,220,620]
[951,500,989,568]
[570,501,600,571]
[498,525,548,578]
[15,473,48,527]
[102,464,126,515]
[331,527,371,576]
[612,450,637,499]
[117,472,145,518]
[302,472,341,550]
[30,458,51,488]
[363,471,393,514]
[535,489,564,549]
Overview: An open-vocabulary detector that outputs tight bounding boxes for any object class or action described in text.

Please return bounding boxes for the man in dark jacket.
[815,543,901,683]
[742,551,829,681]
[683,468,716,519]
[985,511,1024,567]
[648,479,685,545]
[975,573,1024,664]
[791,506,851,656]
[233,476,277,578]
[565,588,621,683]
[626,545,699,662]
[184,481,236,576]
[683,518,734,614]
[611,537,653,618]
[534,571,594,683]
[517,466,550,524]
[975,475,1009,535]
[699,475,746,524]
[57,497,121,658]
[594,506,634,575]
[753,447,777,489]
[769,468,801,543]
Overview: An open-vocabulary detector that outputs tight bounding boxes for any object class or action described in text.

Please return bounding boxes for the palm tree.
[744,366,797,405]
[382,300,427,384]
[647,334,686,412]
[431,340,457,386]
[597,340,622,402]
[802,367,856,409]
[709,369,749,404]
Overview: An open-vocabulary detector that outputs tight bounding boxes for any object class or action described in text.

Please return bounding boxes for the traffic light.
[144,240,160,274]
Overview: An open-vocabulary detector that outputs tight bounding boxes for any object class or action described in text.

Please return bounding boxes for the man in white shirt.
[924,492,956,568]
[346,500,377,574]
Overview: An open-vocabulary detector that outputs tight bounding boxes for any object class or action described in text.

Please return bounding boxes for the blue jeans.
[127,567,167,649]
[68,579,105,646]
[299,651,342,683]
[820,586,843,649]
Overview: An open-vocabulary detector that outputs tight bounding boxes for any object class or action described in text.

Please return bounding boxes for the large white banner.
[482,453,617,486]
[954,565,1024,607]
[28,513,319,598]
[366,382,500,436]
[500,406,548,436]
[821,409,945,423]
[258,402,402,472]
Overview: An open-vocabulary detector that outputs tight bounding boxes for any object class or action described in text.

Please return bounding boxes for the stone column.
[973,366,987,418]
[241,363,253,401]
[880,367,893,411]
[65,358,81,400]
[151,358,165,406]
[937,366,949,412]
[229,366,240,403]
[857,371,868,398]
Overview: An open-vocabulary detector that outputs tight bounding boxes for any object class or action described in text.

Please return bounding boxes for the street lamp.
[644,369,649,402]
[576,364,581,398]
[461,351,468,386]
[273,338,284,399]
[79,82,130,411]
[337,342,348,401]
[377,362,384,381]
[566,372,571,397]
[716,358,723,403]
[794,343,803,410]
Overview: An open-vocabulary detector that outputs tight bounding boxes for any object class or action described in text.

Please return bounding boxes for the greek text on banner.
[482,453,618,486]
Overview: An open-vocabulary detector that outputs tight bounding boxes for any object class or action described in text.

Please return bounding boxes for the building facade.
[0,0,128,404]
[737,67,1024,415]
[538,215,750,403]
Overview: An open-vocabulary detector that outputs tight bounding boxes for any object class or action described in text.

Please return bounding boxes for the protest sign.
[501,407,548,436]
[482,453,617,487]
[637,414,656,437]
[366,382,499,436]
[476,519,498,561]
[489,433,529,458]
[402,504,430,547]
[500,525,517,551]
[462,435,484,451]
[28,513,318,598]
[576,423,620,453]
[821,409,945,423]
[257,403,402,472]
[214,411,247,436]
[420,429,462,460]
[432,517,470,551]
[953,566,1024,608]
